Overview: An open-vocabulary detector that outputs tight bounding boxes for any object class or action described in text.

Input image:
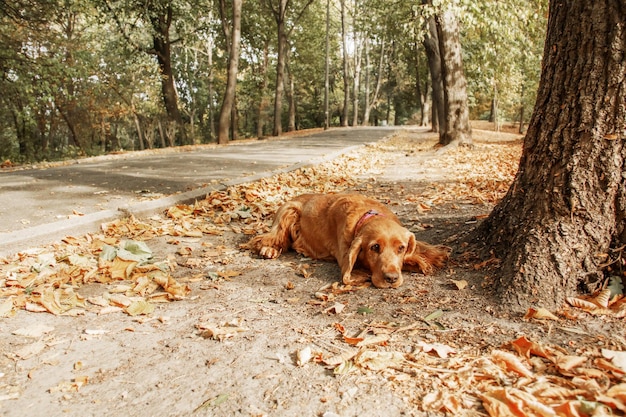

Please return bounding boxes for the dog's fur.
[247,193,449,288]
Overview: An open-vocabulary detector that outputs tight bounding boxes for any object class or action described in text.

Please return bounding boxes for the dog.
[247,193,449,288]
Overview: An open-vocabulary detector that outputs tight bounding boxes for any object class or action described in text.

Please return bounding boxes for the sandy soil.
[1,129,624,417]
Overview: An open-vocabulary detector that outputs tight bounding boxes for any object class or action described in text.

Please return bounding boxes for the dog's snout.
[384,272,400,284]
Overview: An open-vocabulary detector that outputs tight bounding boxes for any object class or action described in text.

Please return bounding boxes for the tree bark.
[435,9,472,146]
[324,0,330,129]
[362,38,385,126]
[217,0,242,144]
[285,60,296,132]
[471,0,626,311]
[150,6,186,145]
[257,41,270,138]
[422,16,444,134]
[340,0,350,127]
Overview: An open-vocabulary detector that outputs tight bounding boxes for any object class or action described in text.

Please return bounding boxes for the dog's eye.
[398,245,406,253]
[370,243,380,253]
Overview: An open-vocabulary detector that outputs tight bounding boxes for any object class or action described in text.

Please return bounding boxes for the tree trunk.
[340,0,350,127]
[362,38,385,126]
[218,0,242,144]
[324,0,330,129]
[422,16,444,134]
[257,41,270,138]
[351,2,362,127]
[435,9,472,146]
[285,60,296,132]
[150,7,186,145]
[471,0,626,311]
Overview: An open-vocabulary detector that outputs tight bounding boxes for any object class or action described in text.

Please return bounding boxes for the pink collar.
[354,210,383,237]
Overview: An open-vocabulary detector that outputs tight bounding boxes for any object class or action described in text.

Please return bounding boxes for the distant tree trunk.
[352,38,362,127]
[471,0,626,311]
[257,41,270,138]
[324,0,330,129]
[351,2,362,127]
[149,6,186,145]
[435,8,472,146]
[285,60,296,132]
[265,0,314,136]
[362,38,385,126]
[324,0,331,129]
[422,15,444,134]
[340,0,350,127]
[206,37,216,142]
[273,10,287,136]
[218,0,242,144]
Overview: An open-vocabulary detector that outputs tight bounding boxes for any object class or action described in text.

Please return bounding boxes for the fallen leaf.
[554,355,587,372]
[324,302,345,315]
[12,324,55,338]
[0,297,15,318]
[602,349,626,373]
[492,350,533,377]
[15,340,46,359]
[451,279,468,290]
[355,350,404,371]
[524,307,559,321]
[417,341,457,358]
[125,300,155,316]
[296,346,313,366]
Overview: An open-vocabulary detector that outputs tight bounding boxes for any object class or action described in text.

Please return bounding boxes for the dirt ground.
[1,129,625,417]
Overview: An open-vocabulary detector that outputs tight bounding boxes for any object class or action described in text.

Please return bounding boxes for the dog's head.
[348,219,416,289]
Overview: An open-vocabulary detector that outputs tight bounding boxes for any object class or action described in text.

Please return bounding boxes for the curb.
[0,143,367,258]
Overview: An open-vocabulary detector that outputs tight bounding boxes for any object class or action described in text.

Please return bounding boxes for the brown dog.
[247,193,449,288]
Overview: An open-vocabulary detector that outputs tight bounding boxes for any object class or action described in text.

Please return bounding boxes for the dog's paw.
[259,246,281,259]
[342,270,370,286]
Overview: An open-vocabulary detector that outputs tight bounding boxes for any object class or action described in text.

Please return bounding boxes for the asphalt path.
[0,127,398,256]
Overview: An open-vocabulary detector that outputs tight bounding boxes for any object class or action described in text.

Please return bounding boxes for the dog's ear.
[405,231,416,257]
[341,236,362,284]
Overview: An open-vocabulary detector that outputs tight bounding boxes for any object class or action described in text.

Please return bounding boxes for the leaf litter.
[1,130,625,415]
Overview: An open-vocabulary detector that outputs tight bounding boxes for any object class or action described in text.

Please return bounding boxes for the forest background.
[0,0,546,163]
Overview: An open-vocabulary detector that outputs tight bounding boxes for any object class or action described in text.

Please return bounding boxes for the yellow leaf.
[451,279,468,290]
[110,258,137,280]
[0,297,15,318]
[492,350,533,377]
[125,300,155,316]
[524,307,559,321]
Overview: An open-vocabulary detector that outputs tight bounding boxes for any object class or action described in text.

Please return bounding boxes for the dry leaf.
[566,297,600,312]
[15,340,46,359]
[524,307,559,321]
[451,279,468,290]
[0,297,15,318]
[125,300,155,316]
[554,355,587,372]
[296,346,313,366]
[601,349,626,373]
[355,350,404,371]
[12,324,55,338]
[417,341,457,359]
[323,349,359,367]
[356,334,390,347]
[323,302,345,315]
[510,336,552,360]
[492,350,533,377]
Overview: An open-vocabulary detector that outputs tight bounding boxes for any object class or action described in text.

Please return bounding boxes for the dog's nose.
[384,272,400,284]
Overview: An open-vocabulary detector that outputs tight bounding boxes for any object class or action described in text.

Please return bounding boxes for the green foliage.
[0,0,548,163]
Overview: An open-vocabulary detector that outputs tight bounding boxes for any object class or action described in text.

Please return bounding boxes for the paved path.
[0,127,398,256]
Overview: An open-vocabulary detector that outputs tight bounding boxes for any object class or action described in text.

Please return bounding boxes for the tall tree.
[264,0,314,137]
[435,6,472,146]
[217,0,242,144]
[340,0,350,127]
[421,14,444,133]
[472,0,626,310]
